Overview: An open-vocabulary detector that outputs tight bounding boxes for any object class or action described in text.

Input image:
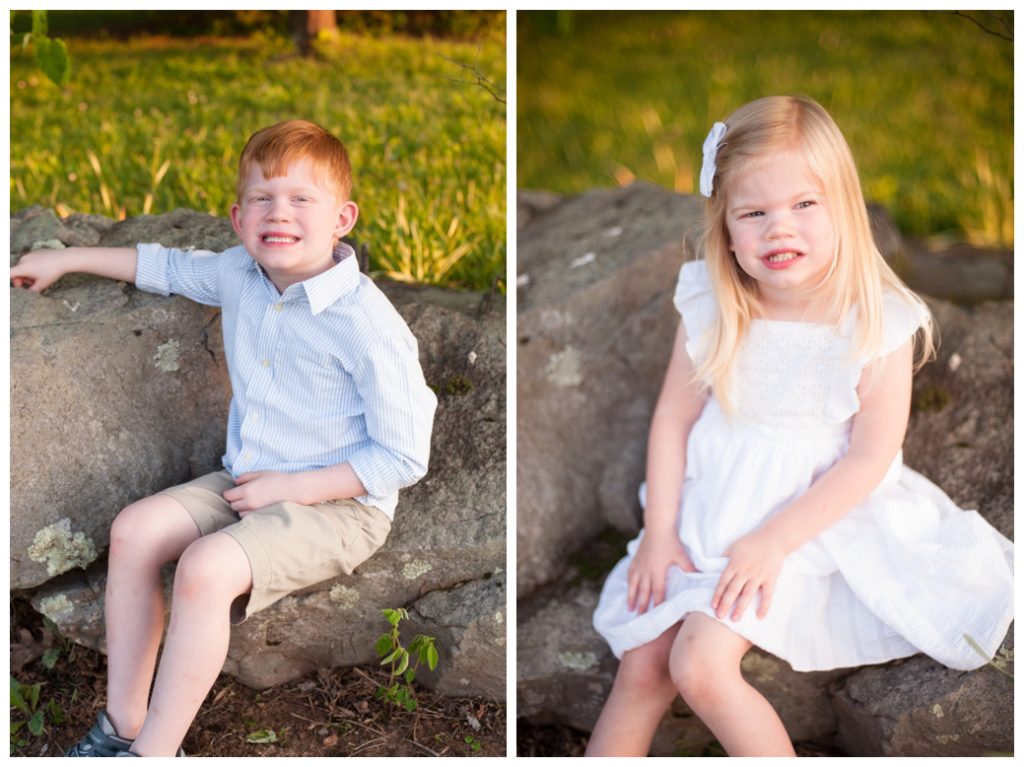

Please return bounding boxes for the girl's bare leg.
[128,532,252,756]
[669,612,795,756]
[104,496,203,740]
[585,622,681,756]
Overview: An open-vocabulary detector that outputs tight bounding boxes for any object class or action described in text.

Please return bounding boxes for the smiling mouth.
[262,235,300,244]
[763,250,802,266]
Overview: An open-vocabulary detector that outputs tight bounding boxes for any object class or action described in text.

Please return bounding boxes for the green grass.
[11,27,506,290]
[518,10,1012,248]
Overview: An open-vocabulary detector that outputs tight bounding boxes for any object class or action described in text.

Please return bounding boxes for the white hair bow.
[699,121,728,198]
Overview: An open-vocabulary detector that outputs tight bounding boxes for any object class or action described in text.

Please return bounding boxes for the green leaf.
[403,697,417,712]
[10,677,28,713]
[34,36,71,87]
[42,648,61,670]
[426,643,439,672]
[245,728,278,744]
[394,649,410,676]
[375,634,394,657]
[403,668,416,684]
[10,720,25,736]
[28,710,44,737]
[28,683,40,712]
[379,648,401,666]
[383,608,400,627]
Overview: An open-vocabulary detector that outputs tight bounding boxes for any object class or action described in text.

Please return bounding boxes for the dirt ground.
[10,597,506,757]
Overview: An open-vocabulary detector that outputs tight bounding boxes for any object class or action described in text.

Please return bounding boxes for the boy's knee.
[173,536,249,603]
[109,501,158,556]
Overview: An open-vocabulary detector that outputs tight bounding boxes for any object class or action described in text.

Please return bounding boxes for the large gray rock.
[14,208,506,701]
[515,185,1013,754]
[517,183,701,597]
[832,631,1014,756]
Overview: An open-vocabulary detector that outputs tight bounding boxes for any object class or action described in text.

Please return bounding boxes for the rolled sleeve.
[347,331,437,498]
[135,243,224,306]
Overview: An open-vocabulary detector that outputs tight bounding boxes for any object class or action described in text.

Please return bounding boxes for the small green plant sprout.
[964,633,1014,680]
[10,676,44,751]
[464,734,483,753]
[374,607,440,712]
[13,11,71,87]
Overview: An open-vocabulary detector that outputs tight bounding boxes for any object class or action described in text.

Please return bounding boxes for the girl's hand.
[222,471,299,514]
[627,531,698,614]
[712,529,788,622]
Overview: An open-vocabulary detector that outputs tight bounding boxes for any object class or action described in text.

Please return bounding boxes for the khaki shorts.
[159,470,391,623]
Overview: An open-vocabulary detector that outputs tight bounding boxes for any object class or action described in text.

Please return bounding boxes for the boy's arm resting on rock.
[134,243,223,306]
[10,246,138,292]
[345,329,438,500]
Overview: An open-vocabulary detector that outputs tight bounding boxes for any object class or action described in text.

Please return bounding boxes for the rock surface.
[515,185,1013,754]
[12,208,506,701]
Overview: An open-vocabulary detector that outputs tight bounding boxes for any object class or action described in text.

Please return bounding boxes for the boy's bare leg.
[129,532,253,757]
[669,612,795,756]
[585,622,681,756]
[105,496,203,740]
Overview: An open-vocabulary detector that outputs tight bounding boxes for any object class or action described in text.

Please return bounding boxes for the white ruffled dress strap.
[824,290,930,423]
[673,260,717,365]
[878,290,931,359]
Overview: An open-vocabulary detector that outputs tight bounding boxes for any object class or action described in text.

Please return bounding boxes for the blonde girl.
[588,95,1013,757]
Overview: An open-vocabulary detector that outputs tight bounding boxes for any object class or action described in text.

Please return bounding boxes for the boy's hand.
[223,471,300,514]
[626,530,697,614]
[10,249,72,293]
[711,528,787,622]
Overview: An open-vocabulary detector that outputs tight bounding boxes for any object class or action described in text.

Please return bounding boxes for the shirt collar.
[300,241,360,315]
[251,241,360,315]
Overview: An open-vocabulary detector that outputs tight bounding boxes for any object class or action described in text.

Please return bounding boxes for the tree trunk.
[289,10,337,56]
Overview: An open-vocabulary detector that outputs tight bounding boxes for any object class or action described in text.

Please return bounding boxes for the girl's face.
[724,149,837,316]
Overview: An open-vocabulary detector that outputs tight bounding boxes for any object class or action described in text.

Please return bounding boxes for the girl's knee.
[669,637,740,706]
[616,644,676,700]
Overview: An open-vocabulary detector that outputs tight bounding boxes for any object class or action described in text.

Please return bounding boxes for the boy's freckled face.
[231,157,357,292]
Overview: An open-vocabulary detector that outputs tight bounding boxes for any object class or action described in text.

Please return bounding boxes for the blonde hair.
[236,120,352,203]
[696,95,934,410]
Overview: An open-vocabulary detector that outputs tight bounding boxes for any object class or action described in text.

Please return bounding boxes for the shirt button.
[251,413,259,422]
[274,303,283,312]
[261,359,270,368]
[244,451,252,460]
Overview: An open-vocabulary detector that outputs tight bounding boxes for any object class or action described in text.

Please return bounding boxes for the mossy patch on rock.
[444,375,474,396]
[913,384,952,413]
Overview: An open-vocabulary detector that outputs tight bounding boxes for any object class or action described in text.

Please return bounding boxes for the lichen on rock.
[402,560,433,579]
[27,518,98,577]
[558,650,597,671]
[328,584,359,610]
[152,339,181,372]
[38,593,75,621]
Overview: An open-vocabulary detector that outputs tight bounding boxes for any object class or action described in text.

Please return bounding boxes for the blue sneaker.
[64,710,132,757]
[65,710,186,757]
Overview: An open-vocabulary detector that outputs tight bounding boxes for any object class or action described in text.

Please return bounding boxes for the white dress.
[593,261,1014,672]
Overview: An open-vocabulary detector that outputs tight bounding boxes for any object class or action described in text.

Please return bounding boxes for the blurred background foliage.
[11,10,506,291]
[517,10,1012,249]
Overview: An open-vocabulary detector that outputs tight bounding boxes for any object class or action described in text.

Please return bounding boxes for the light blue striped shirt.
[135,241,437,519]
